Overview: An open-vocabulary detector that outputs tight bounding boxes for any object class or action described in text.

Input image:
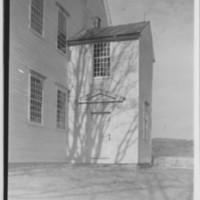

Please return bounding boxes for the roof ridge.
[105,21,149,28]
[88,21,149,31]
[68,21,151,45]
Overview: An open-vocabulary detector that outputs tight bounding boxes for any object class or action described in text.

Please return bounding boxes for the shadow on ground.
[8,164,193,200]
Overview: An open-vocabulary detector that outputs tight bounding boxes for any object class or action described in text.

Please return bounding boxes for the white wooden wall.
[68,40,140,164]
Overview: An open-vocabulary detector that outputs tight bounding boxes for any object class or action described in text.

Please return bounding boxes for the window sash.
[32,0,44,12]
[30,0,44,35]
[57,89,66,129]
[57,9,67,53]
[93,43,110,77]
[30,72,44,123]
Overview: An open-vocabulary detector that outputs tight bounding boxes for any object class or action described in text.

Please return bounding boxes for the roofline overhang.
[67,33,141,46]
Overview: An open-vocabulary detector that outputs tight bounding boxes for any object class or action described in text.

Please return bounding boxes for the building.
[9,0,111,163]
[67,21,155,164]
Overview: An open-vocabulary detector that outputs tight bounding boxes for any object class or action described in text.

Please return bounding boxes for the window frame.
[29,70,45,124]
[93,42,111,78]
[143,101,150,140]
[29,0,45,36]
[56,87,67,130]
[56,5,68,54]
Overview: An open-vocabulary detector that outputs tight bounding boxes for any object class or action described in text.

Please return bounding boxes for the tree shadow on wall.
[65,41,139,164]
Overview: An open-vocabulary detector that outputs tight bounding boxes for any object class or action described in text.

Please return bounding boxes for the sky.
[107,0,194,140]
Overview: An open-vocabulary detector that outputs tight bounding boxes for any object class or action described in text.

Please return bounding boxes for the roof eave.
[67,33,141,46]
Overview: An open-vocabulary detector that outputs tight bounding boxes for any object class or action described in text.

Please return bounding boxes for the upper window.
[57,8,67,53]
[57,89,66,129]
[29,71,45,124]
[30,0,44,35]
[93,43,110,77]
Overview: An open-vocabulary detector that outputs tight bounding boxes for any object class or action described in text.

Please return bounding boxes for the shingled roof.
[67,21,149,46]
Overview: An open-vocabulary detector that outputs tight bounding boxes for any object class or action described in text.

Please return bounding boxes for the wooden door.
[90,111,116,163]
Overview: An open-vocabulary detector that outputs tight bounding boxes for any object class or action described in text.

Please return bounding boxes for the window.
[30,0,44,35]
[57,89,66,129]
[143,101,150,139]
[93,43,110,77]
[57,8,67,53]
[29,71,45,123]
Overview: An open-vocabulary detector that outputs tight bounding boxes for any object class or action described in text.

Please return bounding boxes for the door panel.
[90,111,116,163]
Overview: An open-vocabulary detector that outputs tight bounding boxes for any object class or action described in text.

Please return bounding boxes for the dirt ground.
[8,164,193,200]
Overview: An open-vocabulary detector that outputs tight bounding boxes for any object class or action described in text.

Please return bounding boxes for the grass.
[8,163,193,200]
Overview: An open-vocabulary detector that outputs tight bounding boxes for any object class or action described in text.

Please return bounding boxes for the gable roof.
[86,92,116,101]
[67,21,149,46]
[78,90,125,104]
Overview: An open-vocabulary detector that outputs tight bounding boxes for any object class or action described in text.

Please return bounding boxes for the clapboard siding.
[138,24,154,164]
[110,40,139,163]
[9,0,109,163]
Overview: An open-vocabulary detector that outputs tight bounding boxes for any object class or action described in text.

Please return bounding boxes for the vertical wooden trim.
[42,0,45,37]
[27,70,31,122]
[4,0,10,198]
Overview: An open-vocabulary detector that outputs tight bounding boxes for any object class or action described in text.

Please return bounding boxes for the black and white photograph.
[4,0,199,199]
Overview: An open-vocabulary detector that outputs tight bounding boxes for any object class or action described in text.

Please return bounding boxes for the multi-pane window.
[57,89,66,129]
[57,8,67,53]
[93,43,110,77]
[30,0,44,35]
[30,71,44,123]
